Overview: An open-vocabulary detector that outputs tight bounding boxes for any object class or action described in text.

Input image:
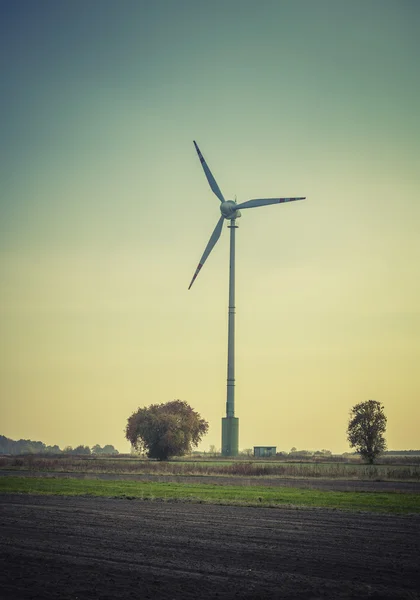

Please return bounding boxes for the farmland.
[1,455,419,598]
[1,453,420,481]
[1,494,419,599]
[1,475,420,513]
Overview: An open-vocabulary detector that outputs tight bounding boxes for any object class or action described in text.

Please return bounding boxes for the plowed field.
[1,494,419,599]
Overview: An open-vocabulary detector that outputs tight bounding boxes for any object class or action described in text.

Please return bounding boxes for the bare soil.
[1,494,419,599]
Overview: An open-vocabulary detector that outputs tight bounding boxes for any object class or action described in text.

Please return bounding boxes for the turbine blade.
[188,216,225,289]
[193,141,225,203]
[235,197,306,210]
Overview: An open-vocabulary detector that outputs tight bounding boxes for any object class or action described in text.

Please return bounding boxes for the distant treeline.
[0,435,119,456]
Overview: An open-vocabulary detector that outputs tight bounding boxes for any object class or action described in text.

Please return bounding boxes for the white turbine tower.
[189,141,306,456]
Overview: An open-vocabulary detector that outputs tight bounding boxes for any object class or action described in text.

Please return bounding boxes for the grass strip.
[1,476,419,514]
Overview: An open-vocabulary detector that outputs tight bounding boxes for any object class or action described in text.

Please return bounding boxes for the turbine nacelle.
[220,200,241,220]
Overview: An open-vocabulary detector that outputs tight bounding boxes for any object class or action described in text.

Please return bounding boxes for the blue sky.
[1,1,419,452]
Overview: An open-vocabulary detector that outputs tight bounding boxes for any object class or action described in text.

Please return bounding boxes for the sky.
[1,0,419,454]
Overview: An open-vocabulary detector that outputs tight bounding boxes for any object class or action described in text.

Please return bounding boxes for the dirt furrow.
[1,494,419,599]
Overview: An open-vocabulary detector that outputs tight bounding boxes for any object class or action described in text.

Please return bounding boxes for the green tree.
[73,445,91,455]
[102,444,118,455]
[92,444,119,455]
[45,445,61,454]
[125,400,209,461]
[347,400,387,464]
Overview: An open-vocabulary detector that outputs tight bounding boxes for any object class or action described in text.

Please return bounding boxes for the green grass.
[1,476,419,514]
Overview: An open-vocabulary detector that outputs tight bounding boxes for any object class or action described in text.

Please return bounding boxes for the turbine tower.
[189,141,306,457]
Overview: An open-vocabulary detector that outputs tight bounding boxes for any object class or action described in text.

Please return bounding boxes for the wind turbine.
[189,141,306,456]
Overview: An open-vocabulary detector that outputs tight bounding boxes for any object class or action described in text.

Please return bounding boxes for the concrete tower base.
[222,417,239,457]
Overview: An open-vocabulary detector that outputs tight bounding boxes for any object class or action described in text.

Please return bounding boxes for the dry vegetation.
[1,454,419,481]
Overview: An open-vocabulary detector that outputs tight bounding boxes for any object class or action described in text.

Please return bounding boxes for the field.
[1,455,419,598]
[1,453,420,480]
[1,494,419,599]
[2,476,420,513]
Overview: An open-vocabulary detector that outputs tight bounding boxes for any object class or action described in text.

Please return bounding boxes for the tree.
[64,445,91,455]
[347,400,387,464]
[92,444,119,455]
[125,400,209,461]
[73,445,91,455]
[240,448,253,457]
[102,444,118,455]
[0,436,62,455]
[45,445,61,454]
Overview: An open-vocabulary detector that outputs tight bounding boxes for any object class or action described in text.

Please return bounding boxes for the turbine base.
[222,417,239,457]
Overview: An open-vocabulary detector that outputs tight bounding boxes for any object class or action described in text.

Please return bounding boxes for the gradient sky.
[1,0,419,453]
